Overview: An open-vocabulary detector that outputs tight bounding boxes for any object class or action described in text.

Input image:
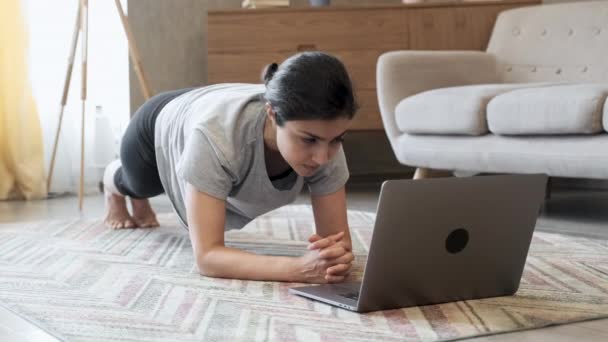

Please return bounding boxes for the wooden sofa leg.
[413,168,430,180]
[413,168,452,180]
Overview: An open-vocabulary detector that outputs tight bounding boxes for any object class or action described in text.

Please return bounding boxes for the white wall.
[25,0,129,193]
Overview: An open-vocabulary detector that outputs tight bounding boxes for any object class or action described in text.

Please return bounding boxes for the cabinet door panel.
[208,52,293,84]
[351,89,383,131]
[208,9,407,53]
[208,55,381,130]
[408,4,521,50]
[208,50,384,90]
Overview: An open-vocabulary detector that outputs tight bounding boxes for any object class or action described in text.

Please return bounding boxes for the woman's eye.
[332,137,345,144]
[302,137,317,144]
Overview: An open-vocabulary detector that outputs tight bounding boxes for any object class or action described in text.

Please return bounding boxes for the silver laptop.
[289,174,548,313]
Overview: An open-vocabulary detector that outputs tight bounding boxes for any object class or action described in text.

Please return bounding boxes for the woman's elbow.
[195,252,222,278]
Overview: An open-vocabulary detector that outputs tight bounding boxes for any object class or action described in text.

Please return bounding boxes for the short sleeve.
[176,128,234,200]
[305,146,350,196]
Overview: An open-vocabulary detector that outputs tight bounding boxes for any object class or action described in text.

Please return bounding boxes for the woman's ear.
[265,102,276,125]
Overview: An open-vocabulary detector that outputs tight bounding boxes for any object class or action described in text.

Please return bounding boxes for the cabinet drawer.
[407,4,520,50]
[208,54,380,130]
[331,50,384,90]
[351,89,382,131]
[209,50,384,90]
[208,8,407,53]
[208,52,293,84]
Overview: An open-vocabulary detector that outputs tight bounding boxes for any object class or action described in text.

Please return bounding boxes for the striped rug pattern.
[0,205,607,341]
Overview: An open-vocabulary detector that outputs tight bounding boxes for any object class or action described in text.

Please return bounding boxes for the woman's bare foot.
[104,191,137,229]
[131,198,160,228]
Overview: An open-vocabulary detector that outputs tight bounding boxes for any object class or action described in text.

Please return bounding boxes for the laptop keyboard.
[339,291,359,301]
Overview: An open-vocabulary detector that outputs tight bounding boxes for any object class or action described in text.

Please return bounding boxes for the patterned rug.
[1,205,608,342]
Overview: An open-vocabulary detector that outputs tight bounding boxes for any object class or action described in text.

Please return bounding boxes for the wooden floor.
[1,182,607,341]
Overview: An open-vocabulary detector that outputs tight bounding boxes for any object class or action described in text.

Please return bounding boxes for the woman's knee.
[119,171,163,199]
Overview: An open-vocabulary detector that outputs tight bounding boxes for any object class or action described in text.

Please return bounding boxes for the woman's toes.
[123,219,135,229]
[134,218,159,228]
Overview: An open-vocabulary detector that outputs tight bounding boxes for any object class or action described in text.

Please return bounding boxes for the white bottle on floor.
[93,105,118,187]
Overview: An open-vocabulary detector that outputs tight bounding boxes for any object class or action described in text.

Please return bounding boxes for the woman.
[103,52,358,283]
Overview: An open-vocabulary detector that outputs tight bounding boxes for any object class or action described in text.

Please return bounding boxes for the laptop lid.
[356,174,548,312]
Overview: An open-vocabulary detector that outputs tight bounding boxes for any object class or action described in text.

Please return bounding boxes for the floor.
[1,182,607,341]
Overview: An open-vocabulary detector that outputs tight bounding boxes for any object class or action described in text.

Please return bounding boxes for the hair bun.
[262,63,279,85]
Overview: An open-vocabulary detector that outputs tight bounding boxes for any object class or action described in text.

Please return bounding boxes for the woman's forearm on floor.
[196,246,301,282]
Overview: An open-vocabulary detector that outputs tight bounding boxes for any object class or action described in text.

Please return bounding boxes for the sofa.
[376,0,608,180]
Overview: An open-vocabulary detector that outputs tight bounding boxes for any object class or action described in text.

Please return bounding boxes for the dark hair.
[262,52,358,126]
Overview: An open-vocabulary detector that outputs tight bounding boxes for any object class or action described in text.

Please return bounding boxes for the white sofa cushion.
[395,84,548,136]
[604,96,608,132]
[395,134,608,179]
[488,84,608,135]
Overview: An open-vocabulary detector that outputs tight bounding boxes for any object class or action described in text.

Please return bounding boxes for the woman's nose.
[312,145,329,165]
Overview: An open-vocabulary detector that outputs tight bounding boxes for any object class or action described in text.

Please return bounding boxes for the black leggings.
[114,88,194,198]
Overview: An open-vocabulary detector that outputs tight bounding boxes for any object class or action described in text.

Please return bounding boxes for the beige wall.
[128,0,242,114]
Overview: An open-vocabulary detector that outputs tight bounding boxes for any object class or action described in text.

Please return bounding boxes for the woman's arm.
[185,183,346,283]
[310,186,352,251]
[308,186,355,280]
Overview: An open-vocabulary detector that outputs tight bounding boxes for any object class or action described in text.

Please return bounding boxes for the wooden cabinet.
[407,3,531,50]
[208,8,406,52]
[208,0,540,130]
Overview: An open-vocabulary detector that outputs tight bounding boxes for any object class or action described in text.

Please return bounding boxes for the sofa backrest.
[487,0,608,83]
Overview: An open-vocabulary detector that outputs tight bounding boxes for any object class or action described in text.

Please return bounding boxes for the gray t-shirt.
[154,83,349,230]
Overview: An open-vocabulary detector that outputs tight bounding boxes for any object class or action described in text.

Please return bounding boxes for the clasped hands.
[296,231,354,283]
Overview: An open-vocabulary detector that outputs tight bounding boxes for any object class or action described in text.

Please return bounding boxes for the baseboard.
[343,130,414,183]
[550,177,608,191]
[347,172,414,185]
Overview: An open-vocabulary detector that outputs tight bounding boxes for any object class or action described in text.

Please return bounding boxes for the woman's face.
[268,109,351,177]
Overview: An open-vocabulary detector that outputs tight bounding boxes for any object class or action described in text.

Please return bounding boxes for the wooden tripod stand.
[46,0,152,210]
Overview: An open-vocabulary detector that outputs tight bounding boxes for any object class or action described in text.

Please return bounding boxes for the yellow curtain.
[0,0,47,200]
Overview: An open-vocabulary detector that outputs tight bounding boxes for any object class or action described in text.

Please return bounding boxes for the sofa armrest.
[376,50,499,152]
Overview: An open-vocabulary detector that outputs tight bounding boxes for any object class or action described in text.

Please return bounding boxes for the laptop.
[289,174,548,313]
